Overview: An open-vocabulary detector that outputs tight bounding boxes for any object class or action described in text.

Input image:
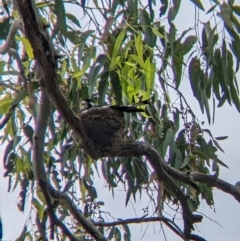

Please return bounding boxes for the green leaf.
[23,125,34,143]
[206,4,217,14]
[220,2,233,28]
[172,54,183,88]
[110,71,122,104]
[72,60,90,78]
[55,0,67,35]
[181,35,197,55]
[66,13,81,28]
[212,139,224,153]
[230,76,240,112]
[134,33,144,67]
[188,57,199,97]
[3,139,14,167]
[167,0,181,24]
[207,25,217,65]
[174,149,183,169]
[124,233,131,241]
[11,89,27,106]
[212,97,215,124]
[110,30,125,69]
[32,198,45,219]
[88,64,102,98]
[180,157,190,169]
[138,9,156,47]
[98,71,109,105]
[162,128,174,157]
[16,37,33,59]
[120,221,131,238]
[189,0,205,11]
[127,0,138,24]
[204,94,211,124]
[217,93,227,107]
[214,157,229,168]
[160,0,169,17]
[215,136,228,140]
[232,5,240,16]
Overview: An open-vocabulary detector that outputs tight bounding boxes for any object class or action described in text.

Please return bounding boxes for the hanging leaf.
[189,0,205,11]
[215,136,228,140]
[11,89,27,106]
[162,128,174,157]
[66,13,81,28]
[110,30,125,69]
[16,37,33,59]
[55,0,67,35]
[159,0,168,17]
[220,2,233,28]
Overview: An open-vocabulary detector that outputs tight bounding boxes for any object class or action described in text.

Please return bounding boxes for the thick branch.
[32,90,49,182]
[111,141,240,238]
[113,141,240,202]
[15,0,98,158]
[48,186,108,241]
[14,1,109,240]
[190,172,240,202]
[94,217,186,240]
[111,141,199,237]
[32,90,86,240]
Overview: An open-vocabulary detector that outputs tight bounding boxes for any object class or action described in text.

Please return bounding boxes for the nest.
[78,107,126,156]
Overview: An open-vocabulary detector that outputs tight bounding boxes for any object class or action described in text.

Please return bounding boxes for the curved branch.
[94,216,186,240]
[111,141,200,237]
[32,90,85,241]
[111,141,240,238]
[190,172,240,202]
[113,141,240,202]
[8,48,28,88]
[0,18,27,87]
[0,19,24,54]
[15,0,99,159]
[14,2,109,240]
[48,185,108,241]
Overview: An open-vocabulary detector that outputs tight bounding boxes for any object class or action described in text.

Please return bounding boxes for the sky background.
[1,0,240,240]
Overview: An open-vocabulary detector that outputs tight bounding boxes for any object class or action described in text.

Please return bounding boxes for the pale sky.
[1,1,240,240]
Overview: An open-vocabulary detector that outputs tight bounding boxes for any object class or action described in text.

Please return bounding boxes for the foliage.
[0,0,240,240]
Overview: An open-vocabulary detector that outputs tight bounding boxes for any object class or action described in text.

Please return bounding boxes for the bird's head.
[80,99,94,111]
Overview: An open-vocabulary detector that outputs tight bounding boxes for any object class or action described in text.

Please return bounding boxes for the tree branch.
[93,216,186,240]
[15,0,100,159]
[0,19,24,54]
[113,141,240,202]
[32,90,90,240]
[190,172,240,202]
[0,18,27,87]
[111,141,200,238]
[48,185,108,241]
[0,104,17,129]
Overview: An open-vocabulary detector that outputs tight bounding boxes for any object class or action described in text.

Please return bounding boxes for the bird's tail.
[110,106,145,113]
[132,99,150,106]
[110,99,149,113]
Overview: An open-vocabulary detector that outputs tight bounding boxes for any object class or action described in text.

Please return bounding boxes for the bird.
[80,99,149,113]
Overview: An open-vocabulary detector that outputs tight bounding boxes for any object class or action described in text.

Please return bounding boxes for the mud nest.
[78,107,126,156]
